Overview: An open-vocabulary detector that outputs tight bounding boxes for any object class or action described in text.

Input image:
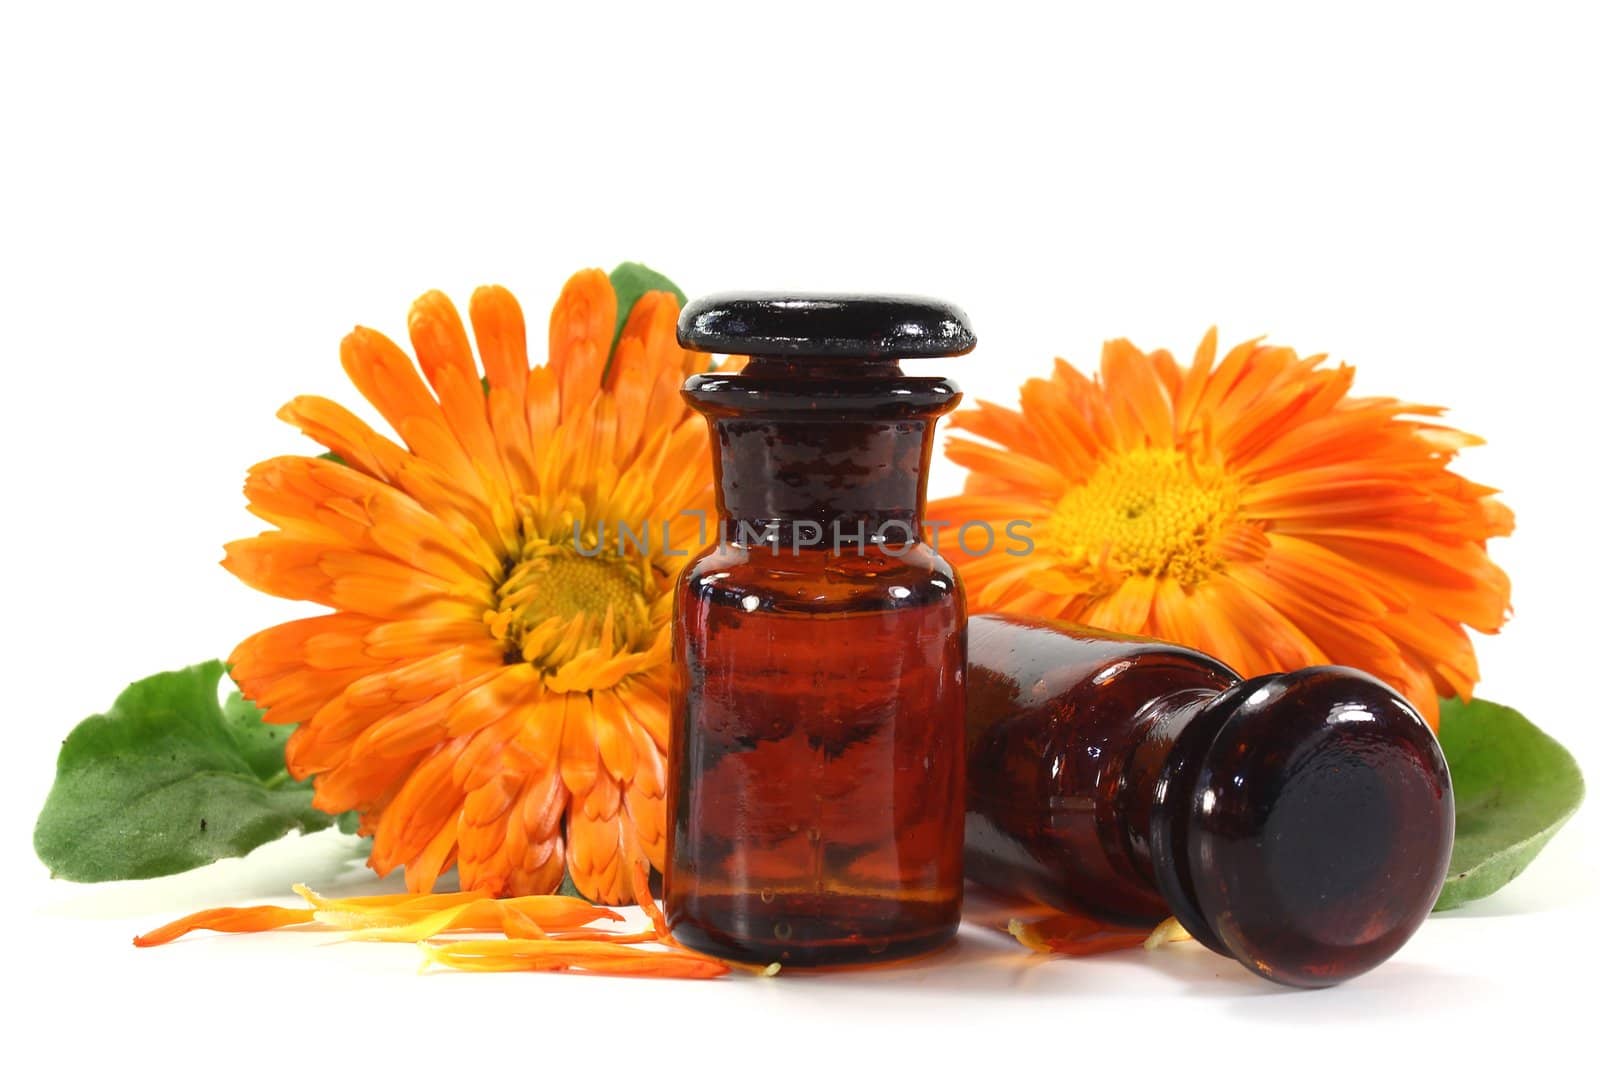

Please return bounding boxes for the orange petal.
[1007,911,1153,957]
[368,735,469,883]
[1100,338,1175,450]
[241,455,491,585]
[547,269,616,419]
[471,285,530,395]
[631,856,670,942]
[567,793,628,904]
[419,938,729,979]
[276,396,504,563]
[409,290,509,493]
[133,906,314,947]
[558,691,600,797]
[591,686,637,783]
[222,535,488,620]
[339,326,476,489]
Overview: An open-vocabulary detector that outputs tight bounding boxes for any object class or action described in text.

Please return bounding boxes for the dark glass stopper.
[677,292,976,359]
[1151,666,1454,988]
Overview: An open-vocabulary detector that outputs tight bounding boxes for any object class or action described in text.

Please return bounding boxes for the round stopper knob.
[1152,666,1454,988]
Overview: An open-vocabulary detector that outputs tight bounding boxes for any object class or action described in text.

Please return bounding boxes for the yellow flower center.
[1047,447,1240,586]
[487,546,652,670]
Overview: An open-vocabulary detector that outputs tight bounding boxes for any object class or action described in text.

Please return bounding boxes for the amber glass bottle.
[665,294,973,967]
[966,612,1454,988]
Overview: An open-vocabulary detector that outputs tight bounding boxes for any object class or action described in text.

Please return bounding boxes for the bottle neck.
[1126,675,1284,957]
[707,415,935,543]
[1113,687,1228,885]
[683,366,960,548]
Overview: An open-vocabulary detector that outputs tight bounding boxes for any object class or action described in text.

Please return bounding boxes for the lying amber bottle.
[665,294,973,967]
[966,612,1454,987]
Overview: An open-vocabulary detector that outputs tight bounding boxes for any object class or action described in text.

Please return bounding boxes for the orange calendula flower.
[224,270,719,902]
[931,329,1512,727]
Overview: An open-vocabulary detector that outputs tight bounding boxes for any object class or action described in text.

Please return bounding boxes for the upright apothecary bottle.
[666,294,973,966]
[965,612,1455,987]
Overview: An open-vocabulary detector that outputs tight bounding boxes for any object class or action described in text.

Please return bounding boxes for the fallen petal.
[133,906,314,947]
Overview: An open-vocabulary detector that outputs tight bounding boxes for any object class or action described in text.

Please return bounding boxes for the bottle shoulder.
[679,542,962,614]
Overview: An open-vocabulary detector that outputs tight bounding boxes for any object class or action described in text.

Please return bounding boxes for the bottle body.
[668,539,965,965]
[965,613,1237,923]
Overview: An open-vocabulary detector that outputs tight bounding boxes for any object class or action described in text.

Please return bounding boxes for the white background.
[2,1,1596,1063]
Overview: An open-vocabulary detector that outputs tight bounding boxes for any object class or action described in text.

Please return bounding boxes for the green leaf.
[221,690,296,782]
[34,661,338,882]
[1434,695,1585,910]
[608,261,687,357]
